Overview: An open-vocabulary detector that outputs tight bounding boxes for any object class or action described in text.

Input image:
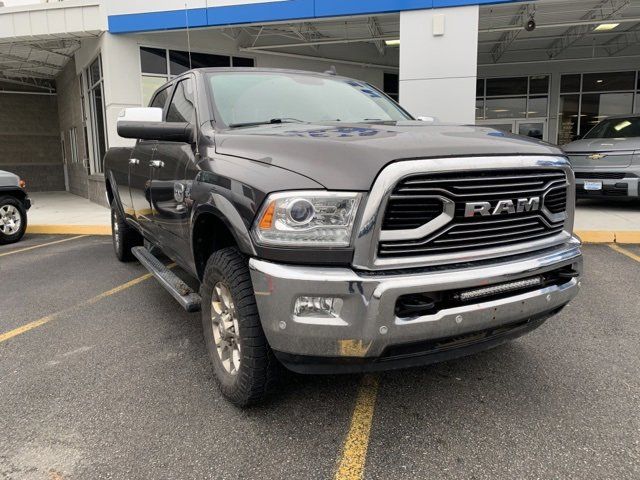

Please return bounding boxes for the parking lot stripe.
[335,375,380,480]
[0,235,87,258]
[0,270,163,344]
[609,244,640,263]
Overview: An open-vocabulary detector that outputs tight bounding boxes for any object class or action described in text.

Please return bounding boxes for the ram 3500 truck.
[105,68,583,406]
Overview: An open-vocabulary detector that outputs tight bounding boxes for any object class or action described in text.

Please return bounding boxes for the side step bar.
[131,246,202,313]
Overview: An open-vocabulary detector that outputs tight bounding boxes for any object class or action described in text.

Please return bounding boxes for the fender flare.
[191,193,257,257]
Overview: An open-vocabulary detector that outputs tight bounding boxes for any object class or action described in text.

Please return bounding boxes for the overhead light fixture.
[594,23,620,31]
[385,39,400,46]
[596,79,604,83]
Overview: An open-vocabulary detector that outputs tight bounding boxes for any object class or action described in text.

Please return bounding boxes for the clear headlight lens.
[253,191,362,247]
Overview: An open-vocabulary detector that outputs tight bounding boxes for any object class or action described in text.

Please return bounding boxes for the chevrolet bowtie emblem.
[588,153,606,160]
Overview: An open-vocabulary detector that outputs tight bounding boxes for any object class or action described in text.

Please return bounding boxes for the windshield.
[207,72,411,127]
[584,116,640,139]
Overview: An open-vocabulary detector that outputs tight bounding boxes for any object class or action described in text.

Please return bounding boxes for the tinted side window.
[167,80,196,124]
[150,87,170,109]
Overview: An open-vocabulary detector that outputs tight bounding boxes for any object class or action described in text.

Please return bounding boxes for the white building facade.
[1,0,639,203]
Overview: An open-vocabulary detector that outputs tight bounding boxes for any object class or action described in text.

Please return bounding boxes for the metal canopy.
[208,0,640,68]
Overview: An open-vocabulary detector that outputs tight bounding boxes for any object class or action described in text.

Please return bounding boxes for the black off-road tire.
[111,201,142,262]
[200,247,279,407]
[0,196,27,245]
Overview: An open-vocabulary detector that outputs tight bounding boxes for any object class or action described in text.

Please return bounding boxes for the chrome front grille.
[379,169,568,258]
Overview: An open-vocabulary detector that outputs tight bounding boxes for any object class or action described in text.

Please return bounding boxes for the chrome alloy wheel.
[211,282,242,375]
[112,210,120,250]
[0,204,21,236]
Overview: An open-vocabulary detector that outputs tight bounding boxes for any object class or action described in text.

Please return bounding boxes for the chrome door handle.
[150,160,165,168]
[129,158,140,165]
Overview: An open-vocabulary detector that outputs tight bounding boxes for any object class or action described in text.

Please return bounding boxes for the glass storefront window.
[527,96,548,117]
[558,72,638,143]
[558,95,580,145]
[485,97,526,119]
[476,75,549,121]
[140,47,168,75]
[561,74,581,93]
[486,77,528,96]
[475,99,485,120]
[529,76,550,95]
[582,72,635,92]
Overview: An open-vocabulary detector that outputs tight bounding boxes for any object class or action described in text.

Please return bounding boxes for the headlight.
[253,191,362,247]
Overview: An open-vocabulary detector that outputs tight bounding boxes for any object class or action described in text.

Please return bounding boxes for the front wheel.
[111,201,142,262]
[200,247,279,407]
[0,196,27,245]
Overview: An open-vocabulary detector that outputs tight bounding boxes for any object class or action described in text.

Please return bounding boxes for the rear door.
[129,84,172,236]
[149,76,198,256]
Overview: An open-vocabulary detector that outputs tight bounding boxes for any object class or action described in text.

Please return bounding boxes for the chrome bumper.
[249,238,583,364]
[574,169,640,197]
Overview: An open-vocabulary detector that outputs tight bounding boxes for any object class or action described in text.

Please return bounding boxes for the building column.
[399,6,479,124]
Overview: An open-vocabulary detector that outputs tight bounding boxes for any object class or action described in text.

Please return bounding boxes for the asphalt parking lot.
[1,235,639,479]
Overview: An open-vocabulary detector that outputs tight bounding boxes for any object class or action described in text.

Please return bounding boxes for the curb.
[576,231,640,244]
[25,226,640,244]
[27,225,112,236]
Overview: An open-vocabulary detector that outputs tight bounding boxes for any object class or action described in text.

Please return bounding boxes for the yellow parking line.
[335,375,380,480]
[609,244,640,263]
[0,235,88,258]
[0,271,157,344]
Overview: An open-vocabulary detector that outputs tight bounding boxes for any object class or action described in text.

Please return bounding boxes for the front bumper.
[574,169,640,198]
[249,239,583,373]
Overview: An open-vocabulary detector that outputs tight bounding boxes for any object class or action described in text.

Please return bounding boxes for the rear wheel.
[111,201,142,262]
[0,196,27,245]
[200,247,279,407]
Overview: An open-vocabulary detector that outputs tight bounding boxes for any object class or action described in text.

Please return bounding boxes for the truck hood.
[563,138,640,153]
[214,122,563,190]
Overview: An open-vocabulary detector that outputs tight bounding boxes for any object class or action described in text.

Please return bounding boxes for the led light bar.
[456,277,543,302]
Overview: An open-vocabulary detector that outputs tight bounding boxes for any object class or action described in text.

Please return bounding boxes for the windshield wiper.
[229,118,305,128]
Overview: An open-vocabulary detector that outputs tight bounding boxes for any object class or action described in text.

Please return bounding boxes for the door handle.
[150,160,165,169]
[129,158,140,165]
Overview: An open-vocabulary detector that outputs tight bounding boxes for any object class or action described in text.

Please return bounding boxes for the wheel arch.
[191,201,256,281]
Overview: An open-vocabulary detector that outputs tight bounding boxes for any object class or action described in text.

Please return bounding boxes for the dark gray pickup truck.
[104,68,583,406]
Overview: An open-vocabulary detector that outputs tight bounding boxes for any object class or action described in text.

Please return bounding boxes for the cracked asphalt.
[0,234,638,479]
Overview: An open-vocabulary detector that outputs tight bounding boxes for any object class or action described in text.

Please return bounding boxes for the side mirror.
[417,115,438,123]
[117,107,195,143]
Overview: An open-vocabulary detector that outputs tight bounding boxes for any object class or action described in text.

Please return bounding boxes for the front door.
[128,140,156,235]
[516,118,548,141]
[149,78,198,258]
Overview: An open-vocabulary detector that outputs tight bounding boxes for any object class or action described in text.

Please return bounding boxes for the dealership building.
[1,0,639,204]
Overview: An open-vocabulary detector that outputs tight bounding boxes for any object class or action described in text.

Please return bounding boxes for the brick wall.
[0,89,65,191]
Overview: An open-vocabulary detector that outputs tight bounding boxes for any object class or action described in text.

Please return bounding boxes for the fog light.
[294,296,343,318]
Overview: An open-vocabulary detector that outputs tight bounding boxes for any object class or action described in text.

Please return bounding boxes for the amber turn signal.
[19,179,26,189]
[258,201,276,230]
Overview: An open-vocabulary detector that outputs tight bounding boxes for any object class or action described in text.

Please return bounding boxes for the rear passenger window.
[167,79,196,124]
[150,87,170,110]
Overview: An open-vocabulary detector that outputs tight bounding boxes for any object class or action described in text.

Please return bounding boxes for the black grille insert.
[379,169,567,258]
[574,172,627,180]
[382,197,443,230]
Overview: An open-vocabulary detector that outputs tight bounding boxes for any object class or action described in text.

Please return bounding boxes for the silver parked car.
[563,114,640,200]
[0,170,31,244]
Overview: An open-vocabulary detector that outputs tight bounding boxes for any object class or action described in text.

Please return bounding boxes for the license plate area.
[584,181,603,191]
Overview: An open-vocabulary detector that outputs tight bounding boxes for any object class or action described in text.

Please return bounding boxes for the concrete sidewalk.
[27,192,111,235]
[26,191,640,242]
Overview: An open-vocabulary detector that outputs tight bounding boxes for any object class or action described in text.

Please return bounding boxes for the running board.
[131,246,201,313]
